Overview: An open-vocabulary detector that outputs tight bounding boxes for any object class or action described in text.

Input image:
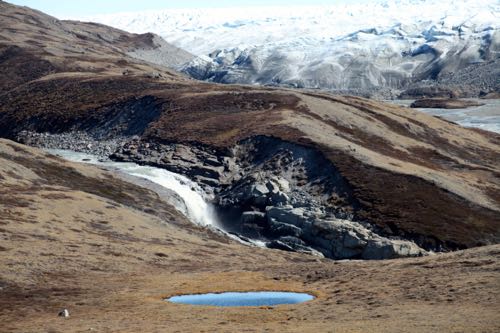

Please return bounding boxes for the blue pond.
[167,291,314,307]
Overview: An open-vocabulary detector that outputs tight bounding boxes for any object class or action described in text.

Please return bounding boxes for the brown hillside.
[0,139,499,333]
[0,1,499,250]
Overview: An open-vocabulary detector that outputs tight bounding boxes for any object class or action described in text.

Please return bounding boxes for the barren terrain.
[1,1,500,331]
[0,139,499,333]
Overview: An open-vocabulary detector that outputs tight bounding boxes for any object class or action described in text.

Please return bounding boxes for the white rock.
[58,309,69,318]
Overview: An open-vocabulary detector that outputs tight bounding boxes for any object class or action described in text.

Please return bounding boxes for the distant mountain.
[86,0,500,96]
[0,0,193,95]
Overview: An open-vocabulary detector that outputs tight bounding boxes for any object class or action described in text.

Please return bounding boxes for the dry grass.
[0,140,499,333]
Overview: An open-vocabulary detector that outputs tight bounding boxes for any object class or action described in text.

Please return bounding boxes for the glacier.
[82,0,499,94]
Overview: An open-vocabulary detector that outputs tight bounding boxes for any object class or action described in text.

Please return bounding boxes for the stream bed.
[46,149,267,247]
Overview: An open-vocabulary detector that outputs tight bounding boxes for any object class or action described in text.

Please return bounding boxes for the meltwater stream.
[47,149,218,227]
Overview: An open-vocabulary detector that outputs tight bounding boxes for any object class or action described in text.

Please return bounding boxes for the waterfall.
[122,165,217,227]
[46,149,218,227]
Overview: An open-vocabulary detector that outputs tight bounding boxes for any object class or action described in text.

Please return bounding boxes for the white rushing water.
[46,149,218,227]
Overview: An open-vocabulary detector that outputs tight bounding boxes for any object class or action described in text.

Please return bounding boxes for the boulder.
[267,236,324,257]
[362,239,425,260]
[309,219,365,258]
[249,183,269,206]
[58,309,69,318]
[308,218,425,259]
[252,184,269,196]
[241,211,266,225]
[343,230,368,249]
[265,180,279,193]
[268,217,303,238]
[241,222,265,238]
[274,177,290,192]
[268,191,289,206]
[266,206,310,228]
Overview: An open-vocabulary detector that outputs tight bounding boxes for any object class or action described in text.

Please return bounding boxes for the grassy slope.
[0,139,499,333]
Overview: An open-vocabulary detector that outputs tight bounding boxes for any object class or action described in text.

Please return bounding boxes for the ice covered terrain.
[84,0,500,93]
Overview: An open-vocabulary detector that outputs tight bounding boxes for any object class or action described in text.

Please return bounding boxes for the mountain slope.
[85,0,500,94]
[0,0,193,94]
[0,0,499,253]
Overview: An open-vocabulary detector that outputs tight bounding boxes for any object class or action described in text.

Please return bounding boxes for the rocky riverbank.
[16,131,128,160]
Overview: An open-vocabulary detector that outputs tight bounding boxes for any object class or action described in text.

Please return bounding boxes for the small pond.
[166,291,314,306]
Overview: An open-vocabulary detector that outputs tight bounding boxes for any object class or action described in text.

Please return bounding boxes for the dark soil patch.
[319,147,500,250]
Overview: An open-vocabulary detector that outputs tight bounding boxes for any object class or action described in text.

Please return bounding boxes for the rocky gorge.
[0,0,498,278]
[11,130,469,260]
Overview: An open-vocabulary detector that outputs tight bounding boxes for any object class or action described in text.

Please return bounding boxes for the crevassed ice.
[83,0,499,55]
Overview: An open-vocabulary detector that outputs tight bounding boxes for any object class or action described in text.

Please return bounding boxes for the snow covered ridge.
[82,0,499,55]
[83,0,499,92]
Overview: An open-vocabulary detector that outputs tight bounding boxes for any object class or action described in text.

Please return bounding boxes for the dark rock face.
[410,98,484,109]
[0,80,167,140]
[399,85,467,99]
[109,135,426,259]
[217,136,356,214]
[480,91,500,99]
[77,95,164,139]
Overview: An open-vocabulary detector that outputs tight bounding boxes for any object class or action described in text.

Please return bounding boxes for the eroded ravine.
[42,136,429,260]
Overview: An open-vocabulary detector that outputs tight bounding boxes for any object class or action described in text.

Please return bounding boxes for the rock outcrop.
[264,206,425,259]
[2,137,499,332]
[410,98,484,109]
